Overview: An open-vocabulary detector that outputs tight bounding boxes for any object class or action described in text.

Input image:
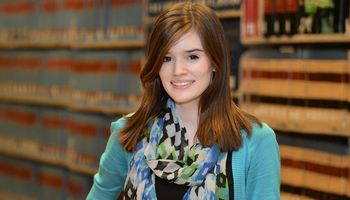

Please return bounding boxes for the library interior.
[0,0,349,199]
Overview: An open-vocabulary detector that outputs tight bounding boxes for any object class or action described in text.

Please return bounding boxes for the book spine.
[242,0,259,38]
[263,0,275,37]
[274,0,285,36]
[284,0,298,36]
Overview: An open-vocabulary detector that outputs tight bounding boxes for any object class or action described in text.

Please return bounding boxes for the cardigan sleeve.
[245,123,281,200]
[86,118,133,200]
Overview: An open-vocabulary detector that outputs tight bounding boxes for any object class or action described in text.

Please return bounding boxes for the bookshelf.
[0,93,136,115]
[0,144,97,176]
[241,33,350,46]
[0,0,145,198]
[0,40,146,50]
[240,0,350,199]
[259,119,350,137]
[71,40,146,49]
[0,93,69,108]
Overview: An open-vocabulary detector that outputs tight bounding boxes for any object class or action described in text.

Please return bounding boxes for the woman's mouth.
[171,81,195,86]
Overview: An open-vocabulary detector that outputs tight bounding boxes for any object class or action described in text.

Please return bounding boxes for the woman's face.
[159,30,214,106]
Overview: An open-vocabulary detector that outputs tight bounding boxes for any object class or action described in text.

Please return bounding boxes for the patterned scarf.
[124,98,229,199]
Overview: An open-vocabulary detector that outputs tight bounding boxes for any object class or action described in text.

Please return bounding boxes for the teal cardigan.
[87,117,281,199]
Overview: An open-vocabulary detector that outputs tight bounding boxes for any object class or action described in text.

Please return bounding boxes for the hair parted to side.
[118,2,261,152]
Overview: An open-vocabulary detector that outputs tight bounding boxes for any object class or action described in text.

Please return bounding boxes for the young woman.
[87,3,280,200]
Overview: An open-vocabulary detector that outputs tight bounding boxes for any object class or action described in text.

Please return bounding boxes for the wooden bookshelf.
[0,190,37,200]
[0,41,71,49]
[216,9,241,19]
[145,8,241,24]
[68,103,136,115]
[262,119,350,137]
[280,191,317,200]
[0,40,145,49]
[71,40,146,49]
[0,144,97,176]
[0,93,136,115]
[241,33,350,46]
[0,93,70,108]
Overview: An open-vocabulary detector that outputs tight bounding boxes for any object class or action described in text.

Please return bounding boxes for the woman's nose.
[172,60,187,75]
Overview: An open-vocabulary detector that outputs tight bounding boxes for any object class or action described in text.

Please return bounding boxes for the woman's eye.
[163,56,172,62]
[189,55,199,60]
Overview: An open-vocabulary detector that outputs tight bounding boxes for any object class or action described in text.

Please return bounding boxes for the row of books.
[0,0,144,42]
[0,154,93,200]
[147,0,241,17]
[0,50,144,108]
[239,48,350,135]
[0,101,122,169]
[278,143,350,198]
[276,129,350,198]
[280,192,317,200]
[242,0,350,38]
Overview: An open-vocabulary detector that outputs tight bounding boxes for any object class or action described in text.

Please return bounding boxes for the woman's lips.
[171,81,195,86]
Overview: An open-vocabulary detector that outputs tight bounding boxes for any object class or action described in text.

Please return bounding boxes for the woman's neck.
[176,101,199,147]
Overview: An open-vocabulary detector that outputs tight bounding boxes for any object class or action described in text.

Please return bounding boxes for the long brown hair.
[118,2,261,152]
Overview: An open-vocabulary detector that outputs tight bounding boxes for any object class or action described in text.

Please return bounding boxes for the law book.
[284,0,299,36]
[313,0,334,34]
[241,0,261,38]
[298,0,317,34]
[68,172,93,200]
[276,131,350,158]
[0,2,5,41]
[280,145,350,197]
[106,0,122,41]
[0,102,12,141]
[93,0,106,41]
[274,0,285,36]
[39,0,57,41]
[123,0,143,41]
[38,164,69,200]
[333,0,350,33]
[279,145,305,189]
[287,56,307,129]
[263,0,275,37]
[41,50,72,100]
[345,155,350,197]
[0,51,15,94]
[239,48,298,126]
[302,48,348,133]
[84,0,95,42]
[67,111,101,168]
[217,0,241,11]
[0,155,39,199]
[347,50,350,134]
[39,107,67,159]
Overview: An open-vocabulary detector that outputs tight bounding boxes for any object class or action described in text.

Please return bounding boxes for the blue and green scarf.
[124,98,229,199]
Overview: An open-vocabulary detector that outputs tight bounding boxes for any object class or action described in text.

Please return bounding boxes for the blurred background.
[0,0,349,199]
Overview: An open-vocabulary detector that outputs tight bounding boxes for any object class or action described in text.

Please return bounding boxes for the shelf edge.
[0,144,97,176]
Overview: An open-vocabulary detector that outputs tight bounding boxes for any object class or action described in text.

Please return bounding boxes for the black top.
[155,152,234,200]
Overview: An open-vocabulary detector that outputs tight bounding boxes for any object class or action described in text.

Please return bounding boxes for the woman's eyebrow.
[185,48,204,53]
[166,48,204,54]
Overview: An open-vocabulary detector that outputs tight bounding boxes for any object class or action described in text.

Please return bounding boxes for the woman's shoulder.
[252,122,275,138]
[241,122,277,151]
[243,122,275,141]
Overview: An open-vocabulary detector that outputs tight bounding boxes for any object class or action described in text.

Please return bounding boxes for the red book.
[274,0,285,36]
[284,0,298,36]
[242,0,259,38]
